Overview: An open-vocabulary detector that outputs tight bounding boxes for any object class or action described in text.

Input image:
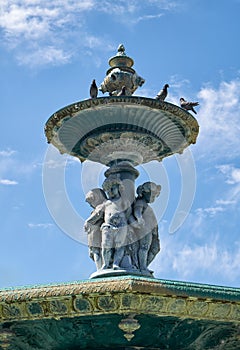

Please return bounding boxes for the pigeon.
[90,79,98,98]
[156,84,169,101]
[180,97,199,114]
[117,86,126,96]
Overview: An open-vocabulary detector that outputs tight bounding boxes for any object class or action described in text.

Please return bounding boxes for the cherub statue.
[129,182,161,273]
[101,175,132,270]
[84,188,107,270]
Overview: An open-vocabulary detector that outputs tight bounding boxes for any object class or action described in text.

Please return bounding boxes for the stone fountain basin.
[45,96,199,166]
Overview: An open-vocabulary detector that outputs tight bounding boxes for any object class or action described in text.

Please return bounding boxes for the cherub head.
[136,182,161,203]
[85,188,107,209]
[102,175,124,199]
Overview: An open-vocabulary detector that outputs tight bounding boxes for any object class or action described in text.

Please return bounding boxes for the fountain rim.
[45,96,199,141]
[44,96,199,165]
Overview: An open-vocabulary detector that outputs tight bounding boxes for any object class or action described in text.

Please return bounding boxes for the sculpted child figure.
[101,175,132,270]
[84,188,107,270]
[129,182,161,273]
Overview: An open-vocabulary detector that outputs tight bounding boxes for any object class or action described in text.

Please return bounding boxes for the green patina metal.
[1,276,240,349]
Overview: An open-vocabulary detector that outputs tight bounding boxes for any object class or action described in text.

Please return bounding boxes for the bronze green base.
[1,276,240,349]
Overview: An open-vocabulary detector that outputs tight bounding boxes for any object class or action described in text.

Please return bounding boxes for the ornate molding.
[1,278,240,323]
[118,314,141,341]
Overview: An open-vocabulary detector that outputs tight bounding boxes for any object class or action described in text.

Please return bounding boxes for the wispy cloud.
[217,164,240,185]
[196,79,240,160]
[0,0,109,67]
[17,46,72,66]
[28,223,54,229]
[134,13,164,23]
[0,148,41,188]
[152,231,240,285]
[0,179,18,185]
[169,75,191,90]
[0,149,16,157]
[196,206,225,218]
[171,241,240,282]
[0,0,178,67]
[193,178,239,219]
[215,199,237,205]
[97,1,179,27]
[214,164,240,208]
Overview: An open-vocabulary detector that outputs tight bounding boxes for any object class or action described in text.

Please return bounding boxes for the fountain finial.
[100,44,144,96]
[117,44,126,55]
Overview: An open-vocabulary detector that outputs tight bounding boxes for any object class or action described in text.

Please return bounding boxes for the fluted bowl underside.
[45,97,199,165]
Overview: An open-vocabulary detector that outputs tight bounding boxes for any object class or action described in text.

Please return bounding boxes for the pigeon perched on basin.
[156,84,169,101]
[180,97,199,114]
[117,86,126,96]
[90,79,98,98]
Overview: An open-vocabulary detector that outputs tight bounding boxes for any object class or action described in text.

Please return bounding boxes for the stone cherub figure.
[84,178,161,276]
[84,175,132,271]
[84,188,107,270]
[100,175,132,270]
[128,182,161,274]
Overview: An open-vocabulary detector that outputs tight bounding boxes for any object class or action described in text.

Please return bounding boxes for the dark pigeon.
[156,84,169,101]
[90,79,98,98]
[180,97,199,114]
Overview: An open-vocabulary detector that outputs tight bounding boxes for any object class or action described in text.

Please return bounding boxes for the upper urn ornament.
[99,44,145,96]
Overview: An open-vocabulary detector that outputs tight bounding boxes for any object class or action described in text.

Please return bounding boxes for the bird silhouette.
[90,79,98,98]
[180,97,199,114]
[156,84,169,101]
[117,86,126,96]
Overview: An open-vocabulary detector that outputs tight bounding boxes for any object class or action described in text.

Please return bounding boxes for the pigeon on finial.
[180,98,199,114]
[117,44,126,55]
[117,86,126,96]
[155,84,169,101]
[90,79,98,98]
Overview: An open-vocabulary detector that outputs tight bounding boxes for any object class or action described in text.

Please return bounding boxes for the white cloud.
[214,164,240,208]
[146,0,178,11]
[193,185,238,220]
[196,206,225,217]
[152,231,240,285]
[169,75,191,90]
[0,0,178,67]
[171,242,240,282]
[17,46,72,67]
[231,168,240,183]
[134,13,164,23]
[0,0,107,66]
[28,222,54,229]
[0,149,16,157]
[97,0,178,26]
[215,199,237,205]
[196,80,240,159]
[217,164,240,185]
[0,179,18,185]
[0,149,42,189]
[97,1,137,15]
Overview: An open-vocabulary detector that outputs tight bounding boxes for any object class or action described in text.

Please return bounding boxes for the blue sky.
[0,0,240,289]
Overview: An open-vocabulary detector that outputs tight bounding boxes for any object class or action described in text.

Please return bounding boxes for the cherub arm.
[131,199,146,227]
[85,204,105,229]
